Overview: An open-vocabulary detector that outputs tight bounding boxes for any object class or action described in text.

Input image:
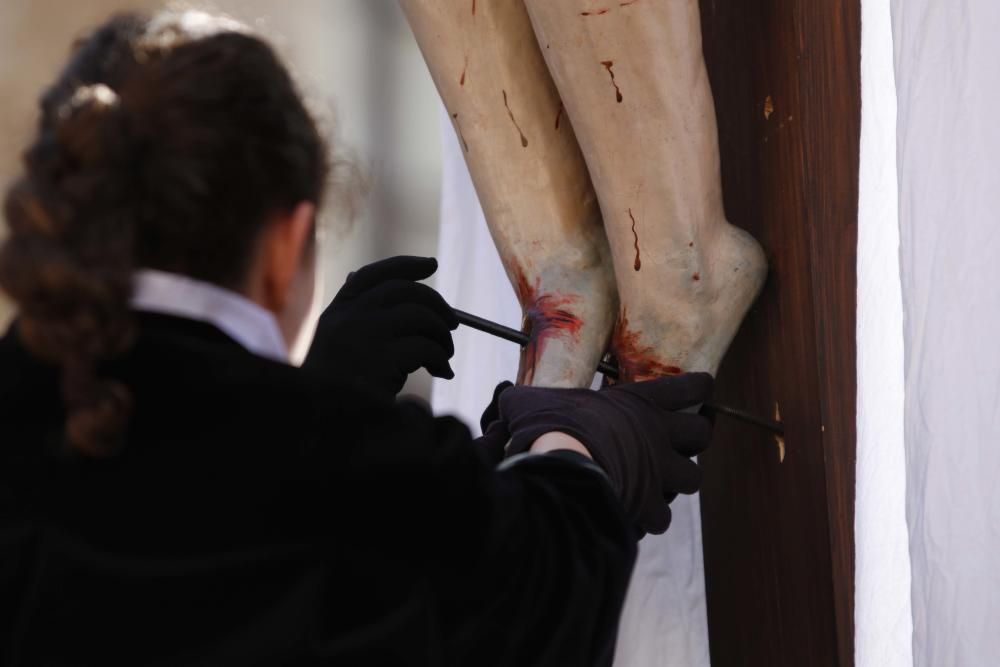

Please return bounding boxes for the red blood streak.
[628,208,641,271]
[601,60,623,103]
[512,264,534,305]
[555,102,564,130]
[619,0,638,6]
[502,89,529,147]
[460,55,467,86]
[692,272,701,281]
[581,8,610,15]
[511,265,584,385]
[471,0,476,15]
[608,309,684,383]
[451,112,469,152]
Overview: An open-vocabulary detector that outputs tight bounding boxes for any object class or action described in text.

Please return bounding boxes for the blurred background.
[0,0,444,398]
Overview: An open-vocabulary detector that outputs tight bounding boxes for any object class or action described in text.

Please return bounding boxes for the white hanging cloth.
[855,0,912,665]
[890,0,1000,664]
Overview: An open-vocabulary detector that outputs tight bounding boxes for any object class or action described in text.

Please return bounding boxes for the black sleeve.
[338,399,638,667]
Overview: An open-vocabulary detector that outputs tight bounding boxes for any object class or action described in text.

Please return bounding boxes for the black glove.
[303,256,459,403]
[497,374,714,535]
[475,380,513,465]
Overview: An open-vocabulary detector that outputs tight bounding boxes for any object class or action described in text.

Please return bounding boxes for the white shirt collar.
[130,269,289,363]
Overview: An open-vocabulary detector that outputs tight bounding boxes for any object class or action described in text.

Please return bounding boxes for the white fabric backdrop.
[855,0,913,665]
[431,107,711,667]
[891,1,1000,664]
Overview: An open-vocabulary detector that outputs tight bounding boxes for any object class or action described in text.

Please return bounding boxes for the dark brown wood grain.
[697,1,860,665]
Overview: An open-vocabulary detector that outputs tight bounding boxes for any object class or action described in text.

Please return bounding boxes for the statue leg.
[523,0,767,379]
[401,0,618,388]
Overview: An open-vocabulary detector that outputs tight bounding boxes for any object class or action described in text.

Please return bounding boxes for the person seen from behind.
[0,10,713,666]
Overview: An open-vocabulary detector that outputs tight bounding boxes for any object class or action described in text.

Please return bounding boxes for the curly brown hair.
[0,10,331,456]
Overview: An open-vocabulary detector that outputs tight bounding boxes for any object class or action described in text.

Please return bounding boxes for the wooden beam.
[697,1,860,665]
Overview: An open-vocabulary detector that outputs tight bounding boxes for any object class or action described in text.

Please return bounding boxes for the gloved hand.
[497,374,714,535]
[303,256,459,403]
[475,380,513,465]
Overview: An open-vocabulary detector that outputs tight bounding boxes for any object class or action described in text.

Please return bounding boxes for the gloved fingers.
[664,412,714,457]
[393,335,455,379]
[496,385,571,422]
[641,501,672,536]
[364,369,407,402]
[698,401,717,427]
[475,419,510,466]
[377,303,456,357]
[481,380,514,433]
[614,372,714,411]
[338,256,438,300]
[659,455,704,495]
[358,279,458,329]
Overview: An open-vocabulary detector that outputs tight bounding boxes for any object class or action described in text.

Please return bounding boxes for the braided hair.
[0,11,331,456]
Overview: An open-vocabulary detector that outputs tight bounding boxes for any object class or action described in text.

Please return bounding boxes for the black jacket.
[0,313,637,666]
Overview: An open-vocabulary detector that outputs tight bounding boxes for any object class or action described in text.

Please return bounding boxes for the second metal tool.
[453,307,784,435]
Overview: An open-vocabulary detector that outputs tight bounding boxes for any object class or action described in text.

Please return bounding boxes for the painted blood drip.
[692,272,701,281]
[451,113,469,152]
[512,266,583,385]
[619,0,638,6]
[460,55,467,86]
[502,89,529,147]
[601,60,623,103]
[607,309,683,383]
[471,0,476,15]
[581,8,610,15]
[628,208,641,271]
[555,103,564,130]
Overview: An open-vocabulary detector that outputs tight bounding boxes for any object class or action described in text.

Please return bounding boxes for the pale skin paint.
[402,0,767,384]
